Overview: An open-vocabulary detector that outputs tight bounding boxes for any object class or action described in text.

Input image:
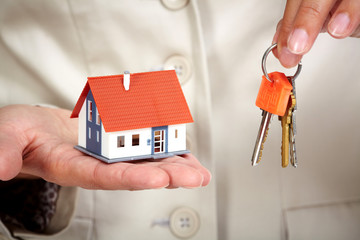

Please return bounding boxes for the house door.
[152,126,168,154]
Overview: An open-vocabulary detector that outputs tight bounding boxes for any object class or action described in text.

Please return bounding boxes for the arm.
[0,104,211,237]
[273,0,360,67]
[0,105,211,190]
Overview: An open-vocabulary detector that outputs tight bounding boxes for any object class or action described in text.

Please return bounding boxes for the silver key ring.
[262,43,302,83]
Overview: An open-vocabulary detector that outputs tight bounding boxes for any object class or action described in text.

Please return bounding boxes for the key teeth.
[290,143,297,168]
[251,111,272,166]
[257,126,269,164]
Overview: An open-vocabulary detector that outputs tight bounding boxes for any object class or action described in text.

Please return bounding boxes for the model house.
[70,70,193,163]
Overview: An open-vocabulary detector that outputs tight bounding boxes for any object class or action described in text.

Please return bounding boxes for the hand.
[0,105,211,190]
[273,0,360,68]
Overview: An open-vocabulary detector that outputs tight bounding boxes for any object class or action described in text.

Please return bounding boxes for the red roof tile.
[71,70,193,132]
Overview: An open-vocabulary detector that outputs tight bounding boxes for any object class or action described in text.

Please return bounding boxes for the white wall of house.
[78,102,86,148]
[77,101,188,160]
[100,124,107,156]
[102,127,152,159]
[101,124,187,160]
[168,124,187,152]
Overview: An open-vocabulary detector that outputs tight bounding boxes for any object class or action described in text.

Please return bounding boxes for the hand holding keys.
[251,43,302,168]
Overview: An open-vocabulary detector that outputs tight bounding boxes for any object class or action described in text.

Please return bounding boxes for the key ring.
[262,43,302,83]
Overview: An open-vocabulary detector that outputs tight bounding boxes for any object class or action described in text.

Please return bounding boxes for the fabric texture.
[0,179,60,233]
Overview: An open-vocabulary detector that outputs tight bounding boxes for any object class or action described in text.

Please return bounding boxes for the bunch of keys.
[251,43,302,168]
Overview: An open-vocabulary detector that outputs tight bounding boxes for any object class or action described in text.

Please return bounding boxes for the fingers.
[276,0,337,67]
[327,0,360,38]
[87,160,171,190]
[275,0,360,67]
[288,0,336,54]
[159,154,212,187]
[34,145,171,190]
[85,154,210,190]
[37,145,209,190]
[275,0,304,67]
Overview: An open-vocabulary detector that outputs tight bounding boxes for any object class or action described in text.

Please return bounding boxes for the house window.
[175,129,178,138]
[88,127,91,139]
[96,108,100,125]
[117,136,125,148]
[88,100,93,122]
[96,131,99,142]
[132,134,140,146]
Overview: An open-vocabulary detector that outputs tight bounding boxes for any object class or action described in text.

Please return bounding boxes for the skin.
[0,105,211,190]
[274,0,360,68]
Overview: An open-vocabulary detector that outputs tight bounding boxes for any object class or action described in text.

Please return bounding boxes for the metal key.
[288,76,298,167]
[289,124,297,167]
[252,110,272,166]
[279,94,295,168]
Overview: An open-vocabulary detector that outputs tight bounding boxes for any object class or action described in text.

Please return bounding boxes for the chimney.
[124,71,130,91]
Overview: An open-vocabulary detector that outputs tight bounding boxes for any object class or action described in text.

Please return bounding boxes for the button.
[170,207,200,239]
[161,0,189,11]
[164,55,192,85]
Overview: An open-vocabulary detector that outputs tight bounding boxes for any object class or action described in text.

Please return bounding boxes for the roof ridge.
[87,70,174,80]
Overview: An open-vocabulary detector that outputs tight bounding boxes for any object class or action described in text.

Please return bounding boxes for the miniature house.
[70,70,193,163]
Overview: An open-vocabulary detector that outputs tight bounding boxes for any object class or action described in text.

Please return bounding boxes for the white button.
[170,207,200,239]
[161,0,189,11]
[164,55,192,85]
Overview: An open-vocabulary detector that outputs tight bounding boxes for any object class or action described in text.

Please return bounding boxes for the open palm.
[0,105,211,190]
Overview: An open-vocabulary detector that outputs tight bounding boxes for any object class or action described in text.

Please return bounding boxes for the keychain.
[251,43,302,168]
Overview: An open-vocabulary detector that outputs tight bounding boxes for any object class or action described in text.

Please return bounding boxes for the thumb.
[0,128,24,180]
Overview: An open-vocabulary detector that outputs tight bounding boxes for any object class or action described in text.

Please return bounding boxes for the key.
[289,124,297,167]
[288,76,298,167]
[279,93,296,168]
[252,110,272,165]
[252,72,293,166]
[288,76,297,136]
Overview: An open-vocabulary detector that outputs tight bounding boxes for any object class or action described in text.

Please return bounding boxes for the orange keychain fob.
[255,71,292,116]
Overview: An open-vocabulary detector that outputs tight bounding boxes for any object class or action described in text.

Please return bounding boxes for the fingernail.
[288,28,309,54]
[328,13,350,37]
[279,47,299,68]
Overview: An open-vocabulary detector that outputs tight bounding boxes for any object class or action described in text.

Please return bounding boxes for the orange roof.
[71,70,193,132]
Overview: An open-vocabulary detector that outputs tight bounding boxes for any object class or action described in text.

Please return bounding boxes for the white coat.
[0,0,359,239]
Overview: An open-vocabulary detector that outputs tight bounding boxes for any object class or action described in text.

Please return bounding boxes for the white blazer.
[0,0,359,239]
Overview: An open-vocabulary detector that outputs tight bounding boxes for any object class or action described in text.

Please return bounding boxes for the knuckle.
[299,1,322,19]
